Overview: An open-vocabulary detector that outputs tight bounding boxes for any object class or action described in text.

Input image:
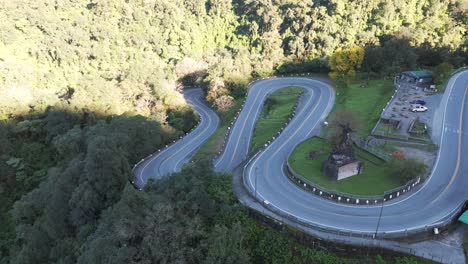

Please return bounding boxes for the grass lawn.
[287,75,404,196]
[250,86,303,152]
[192,99,243,161]
[381,140,438,153]
[411,119,427,132]
[323,75,395,137]
[289,137,402,196]
[373,121,408,140]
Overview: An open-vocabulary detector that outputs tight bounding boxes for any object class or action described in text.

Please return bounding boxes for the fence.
[349,133,392,161]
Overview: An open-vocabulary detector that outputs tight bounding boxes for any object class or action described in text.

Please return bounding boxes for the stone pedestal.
[322,154,363,181]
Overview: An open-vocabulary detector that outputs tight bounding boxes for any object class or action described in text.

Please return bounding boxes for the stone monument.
[322,126,363,181]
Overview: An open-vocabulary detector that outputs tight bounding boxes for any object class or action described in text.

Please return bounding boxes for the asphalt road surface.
[238,73,468,235]
[135,72,468,237]
[133,88,219,188]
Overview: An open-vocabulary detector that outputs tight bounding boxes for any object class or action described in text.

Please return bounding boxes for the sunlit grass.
[289,137,400,196]
[250,86,303,152]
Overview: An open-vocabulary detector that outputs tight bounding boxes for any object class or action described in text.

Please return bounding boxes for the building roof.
[458,210,468,224]
[401,70,433,79]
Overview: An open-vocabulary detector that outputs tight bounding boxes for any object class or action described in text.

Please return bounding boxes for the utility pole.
[374,194,385,239]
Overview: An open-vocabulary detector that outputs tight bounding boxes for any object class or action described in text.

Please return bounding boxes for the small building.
[398,70,433,87]
[322,154,363,181]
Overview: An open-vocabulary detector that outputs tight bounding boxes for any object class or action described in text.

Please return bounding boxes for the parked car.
[410,104,428,112]
[410,99,426,105]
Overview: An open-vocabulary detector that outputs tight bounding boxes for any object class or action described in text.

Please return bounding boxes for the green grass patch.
[353,145,385,165]
[192,99,243,161]
[373,121,408,139]
[381,140,438,153]
[323,75,395,137]
[250,86,303,152]
[373,121,398,136]
[289,137,402,196]
[412,120,426,131]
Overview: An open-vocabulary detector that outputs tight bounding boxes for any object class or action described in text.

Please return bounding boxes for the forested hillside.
[0,0,466,263]
[0,0,466,117]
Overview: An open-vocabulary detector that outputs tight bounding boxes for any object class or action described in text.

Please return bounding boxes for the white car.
[410,104,428,112]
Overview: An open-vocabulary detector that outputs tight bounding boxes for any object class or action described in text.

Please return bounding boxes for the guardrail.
[239,84,465,239]
[285,158,429,206]
[243,157,465,238]
[285,161,383,203]
[212,82,305,165]
[211,100,246,163]
[131,93,204,189]
[211,78,267,163]
[213,74,324,163]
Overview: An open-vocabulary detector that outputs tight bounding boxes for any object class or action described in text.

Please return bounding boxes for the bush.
[390,157,427,183]
[433,62,454,84]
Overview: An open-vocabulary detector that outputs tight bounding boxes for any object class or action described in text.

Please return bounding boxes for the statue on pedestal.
[322,123,363,181]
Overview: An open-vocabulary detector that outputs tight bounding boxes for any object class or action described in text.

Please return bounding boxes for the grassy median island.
[289,137,401,196]
[290,75,404,196]
[250,86,303,152]
[192,99,244,161]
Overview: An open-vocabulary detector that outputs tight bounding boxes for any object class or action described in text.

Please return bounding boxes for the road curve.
[135,72,468,238]
[214,78,333,172]
[133,88,219,188]
[236,73,468,235]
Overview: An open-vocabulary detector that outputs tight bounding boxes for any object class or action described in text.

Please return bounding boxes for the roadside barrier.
[212,82,305,166]
[131,92,204,189]
[284,160,427,206]
[235,76,466,239]
[242,154,465,239]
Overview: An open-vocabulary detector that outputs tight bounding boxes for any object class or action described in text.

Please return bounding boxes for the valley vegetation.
[0,0,466,263]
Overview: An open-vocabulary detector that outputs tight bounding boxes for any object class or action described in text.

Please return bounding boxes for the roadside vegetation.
[250,86,303,152]
[0,0,466,262]
[0,110,189,263]
[0,115,425,263]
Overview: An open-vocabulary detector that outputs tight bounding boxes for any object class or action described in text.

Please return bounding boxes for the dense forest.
[0,0,466,263]
[0,0,466,117]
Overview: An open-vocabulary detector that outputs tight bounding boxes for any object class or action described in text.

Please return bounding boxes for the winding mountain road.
[133,88,219,188]
[241,73,468,235]
[135,72,468,238]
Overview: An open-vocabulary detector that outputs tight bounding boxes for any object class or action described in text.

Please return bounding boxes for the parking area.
[377,82,442,139]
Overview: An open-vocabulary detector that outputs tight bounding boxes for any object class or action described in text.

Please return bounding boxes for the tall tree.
[329,46,365,79]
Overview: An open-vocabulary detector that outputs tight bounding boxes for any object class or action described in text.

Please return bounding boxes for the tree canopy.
[329,46,365,78]
[0,0,466,263]
[0,0,466,116]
